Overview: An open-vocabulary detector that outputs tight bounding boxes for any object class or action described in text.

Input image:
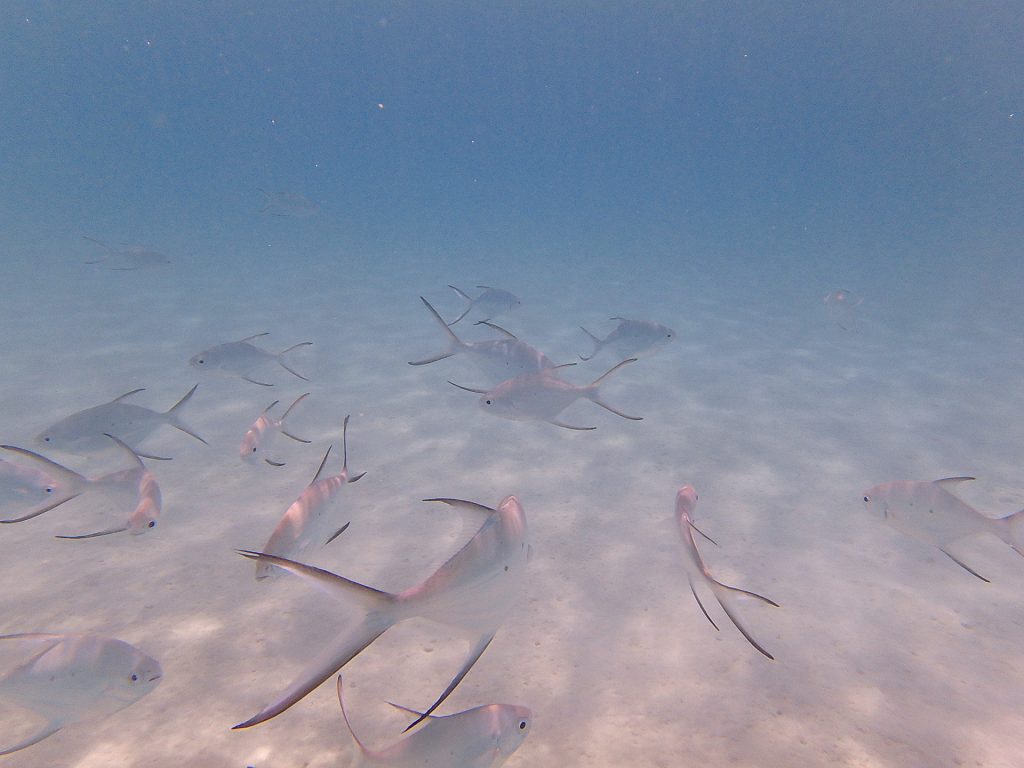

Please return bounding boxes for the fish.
[36,384,206,459]
[823,289,863,331]
[336,676,530,768]
[189,333,313,386]
[409,297,563,385]
[254,415,364,580]
[82,236,171,270]
[447,285,521,326]
[257,189,321,217]
[0,458,61,512]
[450,359,642,430]
[578,317,674,362]
[234,495,529,731]
[675,485,779,660]
[1,435,162,539]
[862,477,1024,582]
[0,632,161,755]
[240,393,311,466]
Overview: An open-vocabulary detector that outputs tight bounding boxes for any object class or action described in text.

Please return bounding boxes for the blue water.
[1,3,1023,767]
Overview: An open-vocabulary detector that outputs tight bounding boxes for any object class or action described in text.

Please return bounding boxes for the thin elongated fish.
[823,289,863,331]
[447,285,521,326]
[410,297,561,385]
[234,495,529,731]
[451,359,642,430]
[255,416,364,580]
[0,632,161,755]
[1,436,162,538]
[336,676,530,768]
[240,393,311,466]
[676,485,779,660]
[190,333,312,386]
[36,384,206,459]
[578,317,674,361]
[257,189,321,217]
[82,236,170,270]
[862,477,1024,582]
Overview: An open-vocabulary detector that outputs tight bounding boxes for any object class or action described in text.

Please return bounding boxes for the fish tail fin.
[447,284,473,324]
[0,720,63,756]
[164,384,208,445]
[584,358,642,421]
[578,326,601,361]
[409,297,464,364]
[995,509,1024,558]
[279,393,311,442]
[336,676,373,763]
[707,577,779,660]
[276,342,313,381]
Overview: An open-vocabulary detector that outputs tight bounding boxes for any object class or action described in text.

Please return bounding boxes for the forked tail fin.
[164,384,208,445]
[584,358,643,421]
[409,296,465,365]
[706,577,779,660]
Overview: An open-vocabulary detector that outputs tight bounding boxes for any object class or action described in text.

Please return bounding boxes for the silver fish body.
[579,317,674,361]
[190,334,312,386]
[447,285,521,326]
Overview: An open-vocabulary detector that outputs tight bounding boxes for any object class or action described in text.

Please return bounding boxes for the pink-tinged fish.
[240,393,311,467]
[446,285,521,326]
[451,359,642,431]
[234,495,529,732]
[0,632,161,755]
[189,333,312,387]
[1,435,162,539]
[336,676,530,768]
[676,486,779,660]
[862,477,1024,582]
[578,317,674,362]
[253,416,364,581]
[823,289,863,331]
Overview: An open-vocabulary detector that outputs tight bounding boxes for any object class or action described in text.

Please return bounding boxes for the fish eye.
[485,399,492,405]
[519,720,527,729]
[43,436,50,442]
[197,358,204,364]
[863,495,870,503]
[148,520,156,528]
[45,487,54,494]
[252,447,257,453]
[131,673,138,682]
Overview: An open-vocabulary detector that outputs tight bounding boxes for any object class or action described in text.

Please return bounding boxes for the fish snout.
[675,485,698,517]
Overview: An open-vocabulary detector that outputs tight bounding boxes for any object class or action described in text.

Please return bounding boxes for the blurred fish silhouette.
[447,285,521,326]
[410,297,564,384]
[36,384,205,459]
[235,495,529,731]
[862,477,1024,582]
[190,333,312,386]
[257,189,320,217]
[676,485,779,659]
[82,236,170,270]
[0,632,161,755]
[254,416,364,581]
[578,317,674,362]
[451,359,642,430]
[0,458,61,512]
[336,676,530,768]
[240,393,311,467]
[823,289,863,331]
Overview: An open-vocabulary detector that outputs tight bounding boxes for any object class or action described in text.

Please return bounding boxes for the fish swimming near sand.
[675,485,779,659]
[336,676,531,768]
[257,189,321,217]
[578,317,674,362]
[36,384,206,459]
[82,236,171,271]
[0,632,162,755]
[410,297,563,385]
[451,359,642,430]
[254,416,364,580]
[190,333,312,386]
[234,495,529,731]
[240,393,311,466]
[862,477,1024,582]
[446,285,521,326]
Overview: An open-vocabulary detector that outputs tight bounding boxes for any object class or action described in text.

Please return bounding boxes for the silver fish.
[0,632,161,755]
[862,477,1024,582]
[447,285,521,326]
[410,297,562,385]
[451,359,642,430]
[190,333,312,386]
[578,317,674,361]
[82,236,171,270]
[255,415,364,580]
[36,384,205,459]
[336,676,530,768]
[675,486,779,659]
[257,189,321,217]
[240,393,311,466]
[234,495,529,731]
[823,289,863,331]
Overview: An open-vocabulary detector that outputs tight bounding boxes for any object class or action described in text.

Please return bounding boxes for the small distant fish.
[255,415,364,580]
[336,676,530,768]
[410,297,563,385]
[675,485,779,659]
[36,384,206,459]
[578,317,674,362]
[0,632,161,755]
[234,495,529,731]
[1,435,162,539]
[823,289,863,331]
[190,333,312,386]
[862,477,1024,582]
[257,189,321,218]
[447,285,521,326]
[82,236,171,270]
[240,393,311,466]
[451,359,642,430]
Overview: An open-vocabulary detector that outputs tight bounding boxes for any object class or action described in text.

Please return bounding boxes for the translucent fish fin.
[688,520,719,547]
[276,342,313,381]
[238,332,271,343]
[550,419,596,431]
[0,491,83,524]
[309,446,333,485]
[935,477,976,494]
[324,522,350,547]
[589,398,643,421]
[409,350,457,366]
[386,700,432,719]
[475,320,517,340]
[448,380,488,394]
[336,676,372,759]
[418,296,465,352]
[135,450,173,461]
[709,578,778,660]
[280,393,309,421]
[111,388,146,402]
[103,433,144,468]
[423,498,495,546]
[56,525,127,539]
[281,431,311,444]
[447,285,474,325]
[243,376,274,387]
[402,632,495,732]
[940,547,990,582]
[340,415,356,478]
[164,384,208,445]
[0,719,63,755]
[264,459,286,467]
[589,358,637,387]
[578,326,601,361]
[82,235,112,251]
[688,576,719,631]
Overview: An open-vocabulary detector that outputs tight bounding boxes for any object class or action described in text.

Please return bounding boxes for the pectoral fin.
[940,547,991,582]
[403,632,495,732]
[0,720,63,755]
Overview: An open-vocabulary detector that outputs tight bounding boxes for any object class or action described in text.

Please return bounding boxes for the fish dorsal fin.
[310,446,333,485]
[448,380,489,394]
[111,388,146,403]
[423,497,495,547]
[103,433,144,468]
[475,320,518,340]
[936,477,976,498]
[589,358,637,387]
[263,399,281,414]
[238,332,270,343]
[335,676,371,758]
[386,700,434,720]
[340,415,352,475]
[280,393,309,421]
